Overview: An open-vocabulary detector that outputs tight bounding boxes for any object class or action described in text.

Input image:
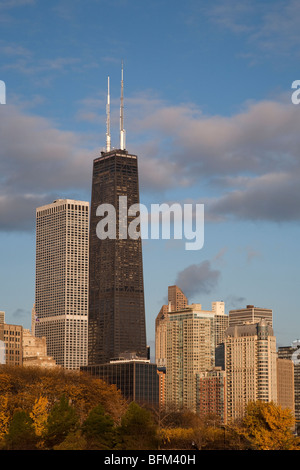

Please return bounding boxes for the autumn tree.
[30,396,49,438]
[0,394,10,446]
[239,401,298,450]
[0,365,127,425]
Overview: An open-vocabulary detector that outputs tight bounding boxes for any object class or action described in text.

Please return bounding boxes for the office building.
[35,198,89,369]
[82,355,159,407]
[225,319,277,422]
[229,305,273,327]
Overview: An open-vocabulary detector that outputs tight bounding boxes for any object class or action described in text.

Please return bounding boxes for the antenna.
[106,76,111,152]
[120,61,126,150]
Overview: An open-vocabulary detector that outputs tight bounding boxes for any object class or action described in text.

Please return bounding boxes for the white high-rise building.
[35,199,89,370]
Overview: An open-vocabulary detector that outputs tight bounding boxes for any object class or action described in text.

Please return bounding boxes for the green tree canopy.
[82,404,115,449]
[5,410,38,450]
[44,394,79,449]
[119,402,159,450]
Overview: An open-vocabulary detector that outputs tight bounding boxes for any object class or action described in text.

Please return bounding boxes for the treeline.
[0,365,299,450]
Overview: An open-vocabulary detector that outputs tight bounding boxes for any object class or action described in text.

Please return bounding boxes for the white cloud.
[0,104,95,230]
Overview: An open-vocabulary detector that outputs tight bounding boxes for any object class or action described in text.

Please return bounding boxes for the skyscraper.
[87,68,147,365]
[35,198,89,369]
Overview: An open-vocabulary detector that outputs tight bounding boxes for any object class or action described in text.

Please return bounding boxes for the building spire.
[120,61,126,150]
[106,76,111,152]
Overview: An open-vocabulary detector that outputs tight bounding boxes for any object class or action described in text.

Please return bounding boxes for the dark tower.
[88,69,147,365]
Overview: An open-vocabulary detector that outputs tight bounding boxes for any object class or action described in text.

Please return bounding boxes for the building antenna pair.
[106,61,126,152]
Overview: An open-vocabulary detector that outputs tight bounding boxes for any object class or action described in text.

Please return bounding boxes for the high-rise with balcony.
[35,199,89,369]
[225,319,277,422]
[165,304,215,412]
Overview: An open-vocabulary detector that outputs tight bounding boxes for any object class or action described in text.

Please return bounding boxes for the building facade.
[35,199,89,369]
[82,356,159,407]
[225,319,277,422]
[277,357,294,414]
[22,329,58,368]
[278,342,300,430]
[2,323,23,366]
[196,367,227,423]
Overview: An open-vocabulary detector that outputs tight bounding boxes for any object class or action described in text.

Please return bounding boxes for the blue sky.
[1,0,300,355]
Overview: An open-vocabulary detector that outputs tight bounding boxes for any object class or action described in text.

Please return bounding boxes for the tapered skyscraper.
[88,67,147,364]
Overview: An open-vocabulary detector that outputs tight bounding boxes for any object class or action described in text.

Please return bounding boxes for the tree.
[44,394,79,449]
[118,402,159,450]
[4,410,38,450]
[0,366,127,425]
[81,404,115,449]
[240,401,298,450]
[30,396,49,438]
[53,430,87,450]
[159,427,195,450]
[0,394,10,442]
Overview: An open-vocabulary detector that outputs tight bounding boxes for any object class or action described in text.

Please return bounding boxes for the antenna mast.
[106,76,111,152]
[120,61,126,150]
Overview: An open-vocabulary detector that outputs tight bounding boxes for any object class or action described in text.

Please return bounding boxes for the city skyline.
[0,0,300,354]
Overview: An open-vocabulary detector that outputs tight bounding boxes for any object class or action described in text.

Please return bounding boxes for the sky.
[0,0,300,356]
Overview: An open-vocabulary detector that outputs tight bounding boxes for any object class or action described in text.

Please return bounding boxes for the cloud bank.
[1,92,300,231]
